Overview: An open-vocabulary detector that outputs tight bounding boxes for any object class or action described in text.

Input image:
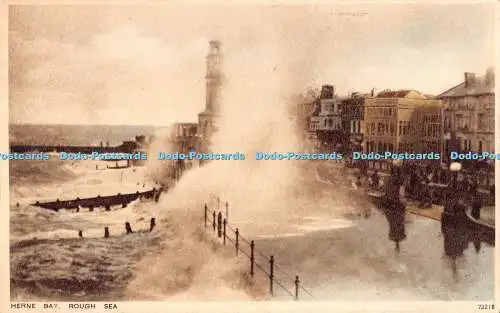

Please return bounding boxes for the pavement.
[405,201,495,227]
[474,205,495,227]
[329,162,495,226]
[405,202,444,221]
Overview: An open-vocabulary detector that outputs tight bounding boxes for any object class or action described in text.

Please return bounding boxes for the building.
[295,99,319,151]
[340,90,373,158]
[171,123,198,154]
[197,40,223,154]
[363,89,443,171]
[438,68,495,184]
[310,85,344,152]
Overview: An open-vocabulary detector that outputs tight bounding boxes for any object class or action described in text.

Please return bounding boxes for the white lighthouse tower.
[198,40,222,153]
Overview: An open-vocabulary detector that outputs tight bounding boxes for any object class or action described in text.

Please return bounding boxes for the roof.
[173,123,198,126]
[376,90,413,98]
[438,73,495,98]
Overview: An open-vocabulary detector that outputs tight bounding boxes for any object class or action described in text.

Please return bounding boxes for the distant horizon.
[9,122,189,127]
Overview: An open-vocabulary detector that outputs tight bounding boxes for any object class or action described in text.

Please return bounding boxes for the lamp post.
[449,161,462,190]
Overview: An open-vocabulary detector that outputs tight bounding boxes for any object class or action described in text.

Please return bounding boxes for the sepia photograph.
[6,1,497,308]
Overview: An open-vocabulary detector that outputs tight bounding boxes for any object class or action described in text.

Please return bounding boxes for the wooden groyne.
[33,188,163,212]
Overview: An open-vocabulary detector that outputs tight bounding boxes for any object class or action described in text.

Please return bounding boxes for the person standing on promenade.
[471,194,482,220]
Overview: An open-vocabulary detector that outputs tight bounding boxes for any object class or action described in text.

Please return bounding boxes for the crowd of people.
[351,161,494,220]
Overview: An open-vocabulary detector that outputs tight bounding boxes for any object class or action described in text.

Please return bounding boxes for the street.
[227,162,493,301]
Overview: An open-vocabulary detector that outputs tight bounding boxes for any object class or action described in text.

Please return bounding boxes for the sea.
[9,124,494,302]
[9,124,262,301]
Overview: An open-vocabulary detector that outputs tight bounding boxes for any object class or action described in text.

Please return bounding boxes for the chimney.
[464,72,476,87]
[485,67,495,86]
[320,85,334,99]
[371,88,375,97]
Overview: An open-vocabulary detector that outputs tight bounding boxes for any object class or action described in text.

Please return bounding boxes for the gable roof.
[437,74,495,98]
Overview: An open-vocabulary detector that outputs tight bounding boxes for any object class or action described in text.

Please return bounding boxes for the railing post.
[250,240,255,277]
[204,204,208,228]
[223,219,227,245]
[225,201,229,222]
[295,275,300,301]
[212,211,216,232]
[269,255,274,296]
[235,228,239,255]
[217,212,222,238]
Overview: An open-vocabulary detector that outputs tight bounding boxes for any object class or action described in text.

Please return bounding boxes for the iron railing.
[203,200,314,300]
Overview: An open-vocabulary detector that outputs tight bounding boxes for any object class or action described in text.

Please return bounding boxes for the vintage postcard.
[2,1,498,312]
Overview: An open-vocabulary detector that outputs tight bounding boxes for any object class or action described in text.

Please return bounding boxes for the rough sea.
[9,124,494,301]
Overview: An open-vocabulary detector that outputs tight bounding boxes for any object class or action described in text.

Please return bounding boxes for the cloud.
[10,26,207,125]
[9,4,495,125]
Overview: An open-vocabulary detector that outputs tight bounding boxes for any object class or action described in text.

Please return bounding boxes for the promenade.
[331,162,495,225]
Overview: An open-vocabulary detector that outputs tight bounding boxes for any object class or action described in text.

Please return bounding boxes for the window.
[402,121,408,135]
[399,121,403,136]
[478,113,486,130]
[479,141,483,153]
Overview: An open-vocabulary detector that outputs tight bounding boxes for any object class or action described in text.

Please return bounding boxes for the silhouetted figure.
[470,176,479,195]
[360,161,368,176]
[408,171,418,199]
[442,213,468,279]
[471,195,482,220]
[150,218,156,232]
[371,170,380,189]
[78,230,83,238]
[473,237,482,254]
[355,175,362,188]
[16,202,19,207]
[382,167,406,252]
[89,206,94,212]
[105,205,111,211]
[455,196,468,219]
[104,227,110,238]
[386,204,406,252]
[125,222,133,234]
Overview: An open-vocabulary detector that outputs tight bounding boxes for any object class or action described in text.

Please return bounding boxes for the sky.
[8,3,497,126]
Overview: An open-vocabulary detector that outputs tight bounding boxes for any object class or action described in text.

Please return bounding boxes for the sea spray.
[124,39,329,300]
